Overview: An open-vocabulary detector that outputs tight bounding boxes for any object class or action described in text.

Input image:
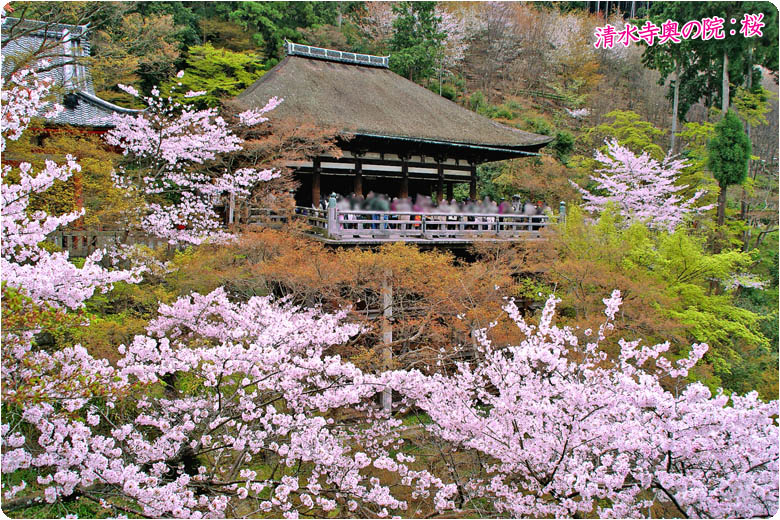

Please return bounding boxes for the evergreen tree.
[228,2,345,60]
[708,110,752,226]
[388,2,445,83]
[642,2,778,125]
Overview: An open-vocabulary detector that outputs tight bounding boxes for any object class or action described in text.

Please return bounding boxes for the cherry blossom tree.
[573,140,714,232]
[105,79,282,245]
[1,67,142,309]
[1,65,447,518]
[388,291,779,518]
[2,64,777,520]
[2,286,458,518]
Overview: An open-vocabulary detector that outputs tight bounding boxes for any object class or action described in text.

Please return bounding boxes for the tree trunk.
[740,48,754,247]
[381,270,393,413]
[722,49,730,113]
[671,61,680,153]
[439,54,443,96]
[717,183,728,226]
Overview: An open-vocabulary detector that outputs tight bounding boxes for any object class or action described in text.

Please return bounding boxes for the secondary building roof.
[237,42,552,161]
[1,17,141,127]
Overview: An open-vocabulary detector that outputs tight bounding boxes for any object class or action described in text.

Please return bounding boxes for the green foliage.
[676,121,720,206]
[643,2,779,121]
[439,82,457,101]
[388,1,445,83]
[585,110,666,159]
[733,85,772,128]
[550,78,588,108]
[229,1,346,59]
[474,163,505,201]
[453,163,508,202]
[163,43,265,107]
[551,130,575,163]
[2,129,142,228]
[708,110,751,189]
[678,121,715,165]
[483,104,515,120]
[469,90,487,112]
[1,284,86,355]
[653,232,767,370]
[467,91,522,120]
[504,99,523,113]
[512,278,553,304]
[523,116,553,136]
[427,82,458,101]
[551,206,772,396]
[131,1,205,53]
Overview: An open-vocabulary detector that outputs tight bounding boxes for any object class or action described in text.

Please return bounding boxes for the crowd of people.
[302,192,553,234]
[315,192,553,216]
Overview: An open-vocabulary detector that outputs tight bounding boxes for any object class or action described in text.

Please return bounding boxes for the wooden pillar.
[446,182,453,201]
[353,158,363,197]
[381,270,393,412]
[437,159,444,202]
[312,158,321,207]
[469,162,477,200]
[400,156,409,199]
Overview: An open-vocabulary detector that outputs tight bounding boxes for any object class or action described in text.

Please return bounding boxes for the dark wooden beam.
[296,168,468,183]
[325,155,473,172]
[446,181,453,201]
[400,156,409,199]
[312,158,321,206]
[353,157,363,196]
[341,135,546,163]
[469,162,477,200]
[437,160,444,202]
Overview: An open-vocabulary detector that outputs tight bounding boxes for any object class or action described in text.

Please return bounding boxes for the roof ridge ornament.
[284,40,389,68]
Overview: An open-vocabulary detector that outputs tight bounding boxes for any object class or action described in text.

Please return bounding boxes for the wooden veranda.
[291,206,554,245]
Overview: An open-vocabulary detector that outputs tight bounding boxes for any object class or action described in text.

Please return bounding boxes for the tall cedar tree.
[389,1,445,83]
[708,110,752,226]
[642,2,778,126]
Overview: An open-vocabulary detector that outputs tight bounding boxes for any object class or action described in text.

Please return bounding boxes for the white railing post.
[327,206,340,239]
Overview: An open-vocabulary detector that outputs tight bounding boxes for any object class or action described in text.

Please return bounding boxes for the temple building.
[1,17,142,130]
[236,42,552,207]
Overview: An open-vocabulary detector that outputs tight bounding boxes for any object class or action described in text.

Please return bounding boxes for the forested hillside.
[1,2,778,518]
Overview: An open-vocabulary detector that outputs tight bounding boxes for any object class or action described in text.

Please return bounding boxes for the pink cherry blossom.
[2,61,776,520]
[573,140,715,231]
[106,86,281,244]
[2,66,142,309]
[383,291,778,518]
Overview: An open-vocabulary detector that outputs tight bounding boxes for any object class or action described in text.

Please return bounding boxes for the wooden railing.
[248,208,290,226]
[294,207,551,243]
[48,230,171,257]
[515,88,570,102]
[52,207,554,257]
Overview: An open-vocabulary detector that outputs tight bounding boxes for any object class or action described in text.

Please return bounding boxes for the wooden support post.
[469,162,477,200]
[312,158,321,207]
[446,181,453,201]
[353,158,363,197]
[437,160,444,202]
[381,270,393,413]
[400,157,409,199]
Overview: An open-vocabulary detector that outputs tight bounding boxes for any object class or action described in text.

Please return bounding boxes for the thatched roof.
[236,45,552,155]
